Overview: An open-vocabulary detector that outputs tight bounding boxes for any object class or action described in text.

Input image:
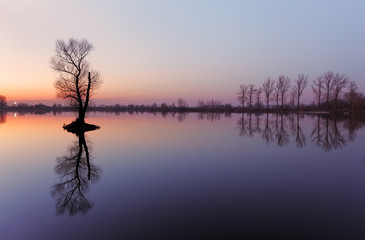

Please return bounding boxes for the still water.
[1,112,365,239]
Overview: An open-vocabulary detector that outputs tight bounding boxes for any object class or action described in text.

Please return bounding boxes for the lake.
[1,111,365,239]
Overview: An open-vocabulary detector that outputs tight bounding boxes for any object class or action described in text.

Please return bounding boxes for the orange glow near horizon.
[4,88,54,101]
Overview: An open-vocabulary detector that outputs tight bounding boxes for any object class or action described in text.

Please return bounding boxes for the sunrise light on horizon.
[1,0,365,106]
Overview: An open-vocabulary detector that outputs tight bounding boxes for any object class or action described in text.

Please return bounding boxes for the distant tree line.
[94,99,233,114]
[237,71,365,113]
[1,70,364,115]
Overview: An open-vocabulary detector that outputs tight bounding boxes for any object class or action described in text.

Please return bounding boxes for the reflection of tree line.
[132,111,232,122]
[0,111,6,124]
[51,131,101,216]
[237,113,364,152]
[311,115,351,152]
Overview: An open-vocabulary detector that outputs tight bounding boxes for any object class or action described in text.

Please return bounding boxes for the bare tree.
[294,74,308,110]
[0,95,6,108]
[289,87,297,109]
[50,39,102,125]
[277,75,291,109]
[206,99,221,110]
[332,73,348,110]
[262,78,275,110]
[247,84,256,109]
[273,82,280,109]
[255,87,263,108]
[344,81,359,111]
[177,98,188,109]
[197,100,205,108]
[311,76,324,108]
[237,84,249,109]
[322,71,334,109]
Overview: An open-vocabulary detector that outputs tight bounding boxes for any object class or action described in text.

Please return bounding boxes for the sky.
[1,0,365,106]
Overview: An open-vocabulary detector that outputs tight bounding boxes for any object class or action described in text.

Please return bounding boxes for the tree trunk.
[75,75,85,124]
[80,72,92,124]
[78,110,85,124]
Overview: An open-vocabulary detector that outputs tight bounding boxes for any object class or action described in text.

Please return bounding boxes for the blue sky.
[1,0,365,105]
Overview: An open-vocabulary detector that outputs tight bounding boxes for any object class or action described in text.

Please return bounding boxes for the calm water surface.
[1,112,365,239]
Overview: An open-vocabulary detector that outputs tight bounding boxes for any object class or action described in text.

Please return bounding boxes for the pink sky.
[1,1,365,106]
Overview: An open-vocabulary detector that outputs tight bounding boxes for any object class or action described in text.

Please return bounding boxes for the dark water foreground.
[1,112,365,239]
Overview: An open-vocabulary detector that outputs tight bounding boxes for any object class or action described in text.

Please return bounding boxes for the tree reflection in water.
[292,114,306,148]
[0,111,6,124]
[310,115,350,152]
[51,130,101,216]
[275,113,290,147]
[237,113,261,138]
[237,113,365,152]
[262,113,274,144]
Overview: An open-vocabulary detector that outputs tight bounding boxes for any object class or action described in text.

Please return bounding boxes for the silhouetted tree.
[51,131,101,216]
[289,87,297,109]
[50,39,102,124]
[177,98,188,110]
[206,99,222,110]
[273,82,280,109]
[344,81,362,111]
[262,77,275,110]
[255,87,263,108]
[322,71,334,110]
[0,95,6,108]
[332,73,348,111]
[294,74,308,110]
[237,84,249,109]
[311,76,324,108]
[247,84,255,109]
[277,75,291,110]
[197,100,205,108]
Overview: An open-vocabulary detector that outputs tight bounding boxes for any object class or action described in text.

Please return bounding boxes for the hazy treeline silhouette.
[237,113,365,152]
[237,71,365,113]
[1,70,364,116]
